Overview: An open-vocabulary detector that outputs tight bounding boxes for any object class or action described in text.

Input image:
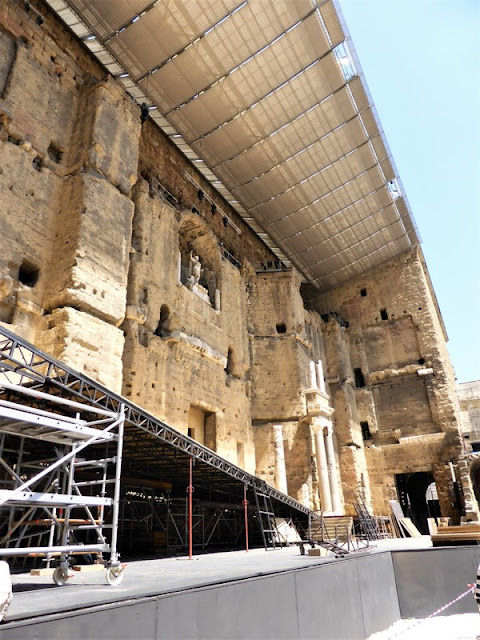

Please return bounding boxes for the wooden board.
[432,532,480,542]
[30,568,54,576]
[435,524,480,535]
[427,518,438,535]
[72,564,104,572]
[398,517,422,538]
[388,500,405,521]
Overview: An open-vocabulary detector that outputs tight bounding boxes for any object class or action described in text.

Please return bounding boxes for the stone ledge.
[163,330,227,368]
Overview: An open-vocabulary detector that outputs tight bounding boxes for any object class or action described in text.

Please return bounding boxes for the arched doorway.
[396,472,435,534]
[470,458,480,508]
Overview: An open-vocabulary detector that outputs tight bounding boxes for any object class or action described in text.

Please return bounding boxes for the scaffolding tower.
[0,381,126,585]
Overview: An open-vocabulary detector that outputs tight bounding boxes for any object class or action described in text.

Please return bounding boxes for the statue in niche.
[188,250,202,289]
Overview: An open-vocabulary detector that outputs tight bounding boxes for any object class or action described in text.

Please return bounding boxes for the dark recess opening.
[396,472,438,534]
[418,358,425,365]
[276,322,286,334]
[354,368,365,388]
[155,305,170,337]
[380,308,388,320]
[32,156,43,172]
[225,347,233,375]
[47,143,62,164]
[360,421,372,440]
[18,260,39,287]
[360,288,367,297]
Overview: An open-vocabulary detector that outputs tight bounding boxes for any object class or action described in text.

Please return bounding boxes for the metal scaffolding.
[0,326,313,579]
[0,381,126,585]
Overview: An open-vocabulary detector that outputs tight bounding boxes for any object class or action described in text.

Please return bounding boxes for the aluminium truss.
[0,325,313,563]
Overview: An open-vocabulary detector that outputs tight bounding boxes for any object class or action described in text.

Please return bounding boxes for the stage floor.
[5,537,433,622]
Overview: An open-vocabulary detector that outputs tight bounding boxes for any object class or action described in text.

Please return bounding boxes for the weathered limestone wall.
[456,382,480,519]
[457,381,480,437]
[0,0,277,474]
[0,1,140,392]
[0,0,465,521]
[0,0,273,405]
[248,269,340,506]
[304,247,464,517]
[320,319,370,512]
[122,179,256,471]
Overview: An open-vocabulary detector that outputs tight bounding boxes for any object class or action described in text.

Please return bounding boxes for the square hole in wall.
[47,143,63,164]
[18,260,39,287]
[354,368,365,388]
[360,421,372,441]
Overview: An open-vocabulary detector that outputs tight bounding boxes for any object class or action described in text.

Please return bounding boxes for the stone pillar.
[273,424,288,495]
[308,361,317,389]
[325,425,342,513]
[313,421,332,512]
[300,483,310,507]
[316,360,326,393]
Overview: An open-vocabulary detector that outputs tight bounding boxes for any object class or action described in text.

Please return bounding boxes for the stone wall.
[0,0,139,391]
[457,380,480,438]
[0,0,467,521]
[303,248,465,518]
[0,0,277,477]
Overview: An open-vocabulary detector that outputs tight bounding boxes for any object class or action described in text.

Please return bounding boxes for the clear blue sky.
[338,0,480,383]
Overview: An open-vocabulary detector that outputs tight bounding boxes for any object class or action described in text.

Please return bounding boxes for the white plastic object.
[0,560,12,621]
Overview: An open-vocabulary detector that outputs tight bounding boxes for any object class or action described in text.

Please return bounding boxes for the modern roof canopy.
[46,0,420,289]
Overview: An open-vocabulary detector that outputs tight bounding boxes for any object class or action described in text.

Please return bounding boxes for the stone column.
[273,424,288,495]
[316,360,326,393]
[300,483,310,508]
[308,361,317,389]
[325,425,342,513]
[313,420,332,512]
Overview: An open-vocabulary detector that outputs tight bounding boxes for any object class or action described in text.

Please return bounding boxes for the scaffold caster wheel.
[106,565,125,586]
[53,565,70,586]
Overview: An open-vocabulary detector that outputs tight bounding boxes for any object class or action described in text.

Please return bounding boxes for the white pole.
[273,424,288,495]
[308,361,317,389]
[314,422,332,512]
[316,360,326,393]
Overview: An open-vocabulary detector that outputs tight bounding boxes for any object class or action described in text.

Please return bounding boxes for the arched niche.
[470,458,480,509]
[178,215,222,309]
[154,304,171,337]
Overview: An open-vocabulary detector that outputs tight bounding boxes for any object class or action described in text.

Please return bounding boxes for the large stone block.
[0,30,15,95]
[0,140,60,268]
[76,81,141,195]
[251,337,305,419]
[45,173,134,325]
[3,44,76,154]
[39,307,124,393]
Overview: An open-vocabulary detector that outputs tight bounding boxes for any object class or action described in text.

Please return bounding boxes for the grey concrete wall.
[0,554,399,640]
[392,546,479,618]
[1,547,477,639]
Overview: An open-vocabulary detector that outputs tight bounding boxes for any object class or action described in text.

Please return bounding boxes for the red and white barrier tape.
[387,584,475,639]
